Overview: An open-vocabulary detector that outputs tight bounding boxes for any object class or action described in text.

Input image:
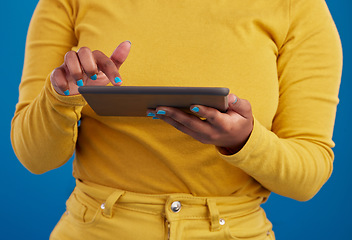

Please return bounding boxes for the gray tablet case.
[78,86,229,116]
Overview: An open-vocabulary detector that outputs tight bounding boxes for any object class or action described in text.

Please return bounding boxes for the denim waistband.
[76,179,264,232]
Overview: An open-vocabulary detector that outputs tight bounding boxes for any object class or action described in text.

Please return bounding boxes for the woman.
[11,0,342,239]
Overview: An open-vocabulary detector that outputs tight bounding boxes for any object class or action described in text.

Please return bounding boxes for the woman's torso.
[73,0,287,197]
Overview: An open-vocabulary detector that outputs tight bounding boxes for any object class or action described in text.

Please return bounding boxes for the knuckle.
[56,82,67,90]
[51,68,60,80]
[207,111,220,122]
[207,116,216,122]
[84,67,97,76]
[64,50,76,60]
[92,50,105,59]
[241,99,252,112]
[93,50,117,74]
[218,125,230,133]
[167,111,177,119]
[92,50,102,55]
[184,120,196,129]
[51,67,65,82]
[101,59,115,69]
[78,48,97,75]
[71,72,83,80]
[78,46,91,54]
[218,119,233,132]
[52,77,67,90]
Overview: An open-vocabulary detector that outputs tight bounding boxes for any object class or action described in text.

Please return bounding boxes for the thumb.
[110,41,132,70]
[227,94,253,119]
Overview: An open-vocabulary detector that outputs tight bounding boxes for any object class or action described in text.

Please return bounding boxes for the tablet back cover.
[78,86,229,116]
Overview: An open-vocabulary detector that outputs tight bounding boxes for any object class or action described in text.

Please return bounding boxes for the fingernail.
[191,107,200,113]
[157,110,166,115]
[77,79,84,86]
[152,117,159,120]
[126,40,132,45]
[147,112,156,117]
[232,97,238,105]
[64,90,70,96]
[90,74,97,80]
[114,77,122,83]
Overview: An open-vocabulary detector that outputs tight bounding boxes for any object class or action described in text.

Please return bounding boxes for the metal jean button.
[219,218,226,225]
[171,201,181,213]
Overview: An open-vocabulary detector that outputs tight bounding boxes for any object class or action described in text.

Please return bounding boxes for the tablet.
[78,86,229,116]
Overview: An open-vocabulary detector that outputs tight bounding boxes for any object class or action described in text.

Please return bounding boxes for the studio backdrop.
[1,0,351,239]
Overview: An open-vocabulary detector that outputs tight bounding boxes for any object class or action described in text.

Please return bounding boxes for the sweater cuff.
[217,117,265,165]
[45,74,87,106]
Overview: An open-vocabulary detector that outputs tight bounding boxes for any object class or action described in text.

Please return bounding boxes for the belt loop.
[206,199,220,232]
[102,190,124,218]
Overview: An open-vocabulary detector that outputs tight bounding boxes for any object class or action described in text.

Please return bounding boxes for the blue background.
[1,1,351,239]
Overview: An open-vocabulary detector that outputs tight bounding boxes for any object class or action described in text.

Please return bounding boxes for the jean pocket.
[225,226,273,240]
[223,207,274,240]
[65,188,102,227]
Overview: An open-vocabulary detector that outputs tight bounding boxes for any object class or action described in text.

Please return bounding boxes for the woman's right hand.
[50,41,131,96]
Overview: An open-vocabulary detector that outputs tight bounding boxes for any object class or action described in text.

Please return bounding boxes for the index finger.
[92,50,122,86]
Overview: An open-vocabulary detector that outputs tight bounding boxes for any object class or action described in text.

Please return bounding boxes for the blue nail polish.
[147,112,156,117]
[77,120,81,127]
[77,79,84,86]
[232,97,238,105]
[64,90,70,96]
[114,77,122,83]
[152,117,159,119]
[90,74,97,80]
[191,107,200,113]
[157,110,166,115]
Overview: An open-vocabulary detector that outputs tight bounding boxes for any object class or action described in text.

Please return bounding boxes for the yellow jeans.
[50,180,274,240]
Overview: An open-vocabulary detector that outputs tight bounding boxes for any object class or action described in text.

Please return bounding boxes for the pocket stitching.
[66,193,102,228]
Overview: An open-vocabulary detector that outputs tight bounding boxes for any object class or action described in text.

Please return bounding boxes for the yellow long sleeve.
[11,0,85,173]
[220,0,342,201]
[11,0,342,201]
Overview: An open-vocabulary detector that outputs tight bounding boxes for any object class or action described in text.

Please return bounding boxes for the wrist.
[216,131,252,155]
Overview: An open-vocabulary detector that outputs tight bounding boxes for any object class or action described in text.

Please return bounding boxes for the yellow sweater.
[12,0,342,201]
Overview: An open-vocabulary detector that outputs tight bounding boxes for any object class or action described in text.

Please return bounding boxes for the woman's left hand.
[147,94,254,155]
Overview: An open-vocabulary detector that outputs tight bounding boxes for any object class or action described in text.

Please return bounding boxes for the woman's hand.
[50,41,131,96]
[148,94,254,155]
